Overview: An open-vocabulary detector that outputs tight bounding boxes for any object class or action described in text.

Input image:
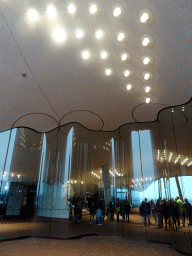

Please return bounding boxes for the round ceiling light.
[140,12,149,23]
[121,53,130,61]
[105,69,112,76]
[113,7,121,17]
[76,29,84,39]
[143,73,150,80]
[126,84,132,90]
[101,51,108,59]
[118,33,125,41]
[53,28,66,43]
[96,30,103,39]
[145,86,151,93]
[27,9,39,22]
[142,37,150,46]
[143,57,150,65]
[68,4,76,14]
[82,50,90,59]
[90,5,97,14]
[146,98,150,103]
[124,70,131,77]
[47,5,57,18]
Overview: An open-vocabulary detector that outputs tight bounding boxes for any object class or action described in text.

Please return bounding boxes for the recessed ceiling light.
[126,84,132,90]
[144,73,150,80]
[76,29,84,39]
[142,37,150,46]
[68,4,76,14]
[105,69,112,76]
[113,7,121,17]
[143,57,150,65]
[53,28,66,43]
[124,70,130,77]
[47,5,57,18]
[118,33,125,41]
[96,30,103,39]
[82,50,90,59]
[140,12,149,23]
[90,4,97,14]
[27,9,39,22]
[101,51,108,59]
[146,98,150,103]
[121,54,128,61]
[145,86,151,93]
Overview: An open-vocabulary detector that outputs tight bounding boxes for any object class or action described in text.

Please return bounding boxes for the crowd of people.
[68,198,131,225]
[139,197,192,229]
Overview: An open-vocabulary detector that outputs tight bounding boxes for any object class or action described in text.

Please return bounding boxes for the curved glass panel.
[0,101,192,254]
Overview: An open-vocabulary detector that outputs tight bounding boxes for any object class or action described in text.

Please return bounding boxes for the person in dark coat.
[184,198,192,225]
[109,200,115,221]
[140,198,150,226]
[125,201,131,223]
[89,202,95,223]
[162,199,169,229]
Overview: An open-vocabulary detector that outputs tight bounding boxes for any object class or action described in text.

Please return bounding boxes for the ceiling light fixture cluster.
[27,5,152,100]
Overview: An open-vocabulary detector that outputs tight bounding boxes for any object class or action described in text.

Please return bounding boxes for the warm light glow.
[142,37,150,46]
[124,70,130,77]
[118,33,125,41]
[101,51,108,59]
[113,7,121,17]
[68,4,76,14]
[181,158,188,165]
[106,69,112,75]
[140,12,149,23]
[96,30,103,39]
[18,175,20,178]
[76,29,84,39]
[146,98,150,103]
[127,84,132,90]
[143,57,150,65]
[145,86,151,93]
[53,28,66,43]
[144,73,150,80]
[82,50,90,59]
[182,106,185,111]
[27,9,39,22]
[47,5,57,18]
[90,5,97,14]
[121,54,128,61]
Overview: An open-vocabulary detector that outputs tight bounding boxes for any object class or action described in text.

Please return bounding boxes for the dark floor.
[1,212,192,255]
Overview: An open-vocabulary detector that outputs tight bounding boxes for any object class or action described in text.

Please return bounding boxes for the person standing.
[109,199,115,221]
[116,198,120,222]
[125,201,131,223]
[68,201,74,223]
[175,196,184,227]
[150,199,157,225]
[162,199,169,229]
[156,198,163,228]
[89,202,95,223]
[184,198,192,225]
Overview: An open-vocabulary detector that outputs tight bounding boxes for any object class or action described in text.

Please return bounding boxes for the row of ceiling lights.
[27,4,150,22]
[26,5,152,104]
[157,150,192,166]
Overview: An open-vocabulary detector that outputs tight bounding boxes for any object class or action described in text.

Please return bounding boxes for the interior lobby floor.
[1,236,183,256]
[1,213,192,255]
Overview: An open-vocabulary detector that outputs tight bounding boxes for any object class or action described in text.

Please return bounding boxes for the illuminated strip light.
[181,158,188,165]
[109,170,114,177]
[168,153,172,162]
[174,155,180,164]
[115,169,123,176]
[91,171,100,179]
[187,161,192,167]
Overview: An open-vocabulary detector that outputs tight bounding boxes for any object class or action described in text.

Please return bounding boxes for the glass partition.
[0,101,192,245]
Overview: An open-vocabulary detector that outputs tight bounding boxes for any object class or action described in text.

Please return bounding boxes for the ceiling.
[0,0,192,132]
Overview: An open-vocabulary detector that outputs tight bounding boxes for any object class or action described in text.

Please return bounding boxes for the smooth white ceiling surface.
[0,0,192,132]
